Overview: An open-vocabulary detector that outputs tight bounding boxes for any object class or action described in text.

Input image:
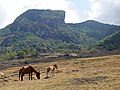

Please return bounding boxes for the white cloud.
[88,0,120,25]
[1,0,120,29]
[0,0,80,29]
[0,4,7,27]
[65,9,80,23]
[0,0,24,28]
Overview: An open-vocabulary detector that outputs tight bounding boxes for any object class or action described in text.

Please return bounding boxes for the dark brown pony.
[45,64,58,78]
[19,65,40,81]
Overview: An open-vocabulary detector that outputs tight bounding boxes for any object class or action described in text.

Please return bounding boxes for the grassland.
[0,55,120,90]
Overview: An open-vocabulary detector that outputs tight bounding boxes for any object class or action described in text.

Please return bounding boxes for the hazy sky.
[0,0,120,29]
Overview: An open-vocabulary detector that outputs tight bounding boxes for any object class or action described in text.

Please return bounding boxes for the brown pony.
[19,65,40,81]
[45,64,58,78]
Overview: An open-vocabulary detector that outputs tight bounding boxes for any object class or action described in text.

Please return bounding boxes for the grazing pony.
[19,65,40,81]
[45,64,58,78]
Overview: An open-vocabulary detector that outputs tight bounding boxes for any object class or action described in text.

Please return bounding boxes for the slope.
[0,9,119,53]
[96,30,120,50]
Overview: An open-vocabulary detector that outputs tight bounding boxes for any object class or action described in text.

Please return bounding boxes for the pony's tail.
[19,67,24,80]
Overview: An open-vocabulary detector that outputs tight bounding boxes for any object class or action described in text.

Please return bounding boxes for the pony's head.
[36,72,40,79]
[54,64,58,69]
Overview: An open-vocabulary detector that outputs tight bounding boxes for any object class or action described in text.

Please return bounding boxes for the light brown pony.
[19,65,40,81]
[45,64,58,78]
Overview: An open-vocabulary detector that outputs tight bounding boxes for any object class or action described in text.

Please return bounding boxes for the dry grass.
[0,55,120,90]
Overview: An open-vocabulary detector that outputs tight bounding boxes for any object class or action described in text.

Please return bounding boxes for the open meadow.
[0,55,120,90]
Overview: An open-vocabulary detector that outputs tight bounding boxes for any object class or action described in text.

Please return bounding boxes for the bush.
[0,52,16,60]
[17,51,26,59]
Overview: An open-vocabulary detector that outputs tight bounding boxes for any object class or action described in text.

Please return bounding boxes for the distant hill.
[96,30,120,50]
[67,20,119,40]
[0,9,119,53]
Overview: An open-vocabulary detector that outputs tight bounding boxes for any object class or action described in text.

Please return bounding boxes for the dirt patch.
[71,76,109,85]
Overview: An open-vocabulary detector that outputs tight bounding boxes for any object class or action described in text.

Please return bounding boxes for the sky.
[0,0,120,29]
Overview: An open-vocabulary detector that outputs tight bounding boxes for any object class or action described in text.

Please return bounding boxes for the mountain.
[96,30,120,50]
[0,9,119,53]
[67,20,119,40]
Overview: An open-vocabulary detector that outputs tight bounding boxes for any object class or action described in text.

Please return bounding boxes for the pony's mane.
[29,65,38,73]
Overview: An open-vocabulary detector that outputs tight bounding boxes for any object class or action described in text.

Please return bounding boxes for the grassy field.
[0,55,120,90]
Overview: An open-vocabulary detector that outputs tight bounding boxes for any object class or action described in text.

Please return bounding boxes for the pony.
[45,64,58,78]
[19,65,40,81]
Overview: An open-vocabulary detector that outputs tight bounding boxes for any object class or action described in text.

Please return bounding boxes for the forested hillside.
[67,20,119,40]
[96,30,120,50]
[0,9,119,54]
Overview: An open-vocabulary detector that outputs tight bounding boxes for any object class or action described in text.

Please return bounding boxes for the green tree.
[17,51,26,59]
[0,52,16,60]
[22,48,29,56]
[31,50,38,57]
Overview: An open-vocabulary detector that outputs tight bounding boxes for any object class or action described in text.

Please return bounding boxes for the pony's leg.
[46,72,48,77]
[29,73,30,80]
[21,74,24,81]
[52,69,55,77]
[19,74,21,81]
[31,73,32,80]
[53,71,55,77]
[46,68,49,77]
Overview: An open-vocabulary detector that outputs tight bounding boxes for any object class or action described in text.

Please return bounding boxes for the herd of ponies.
[19,64,58,81]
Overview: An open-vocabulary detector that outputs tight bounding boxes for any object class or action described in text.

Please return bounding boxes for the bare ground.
[0,55,120,90]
